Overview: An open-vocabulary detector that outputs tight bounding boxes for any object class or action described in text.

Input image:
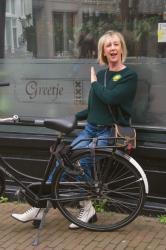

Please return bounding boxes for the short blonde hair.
[98,30,127,65]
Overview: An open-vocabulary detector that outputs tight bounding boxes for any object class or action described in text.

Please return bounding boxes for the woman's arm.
[91,72,137,105]
[75,109,88,121]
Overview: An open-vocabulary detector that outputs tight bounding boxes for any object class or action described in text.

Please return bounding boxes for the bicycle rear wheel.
[0,169,5,196]
[52,149,146,231]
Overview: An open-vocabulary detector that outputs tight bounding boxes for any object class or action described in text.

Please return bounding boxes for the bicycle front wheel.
[52,149,146,231]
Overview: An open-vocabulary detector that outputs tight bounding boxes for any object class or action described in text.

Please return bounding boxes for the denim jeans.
[47,122,112,182]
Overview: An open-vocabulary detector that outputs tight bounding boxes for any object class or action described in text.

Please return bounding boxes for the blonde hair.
[98,30,127,65]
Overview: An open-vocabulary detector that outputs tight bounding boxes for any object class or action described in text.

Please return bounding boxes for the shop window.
[0,0,166,128]
[2,0,166,59]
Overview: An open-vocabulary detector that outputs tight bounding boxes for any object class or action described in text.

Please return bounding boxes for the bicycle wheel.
[0,169,5,196]
[52,149,146,231]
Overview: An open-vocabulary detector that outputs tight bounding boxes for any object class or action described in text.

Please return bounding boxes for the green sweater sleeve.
[91,72,137,105]
[75,108,88,121]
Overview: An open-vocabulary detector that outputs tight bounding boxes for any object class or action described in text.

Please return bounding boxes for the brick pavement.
[0,203,166,250]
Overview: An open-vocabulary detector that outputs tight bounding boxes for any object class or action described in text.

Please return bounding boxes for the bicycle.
[0,115,149,245]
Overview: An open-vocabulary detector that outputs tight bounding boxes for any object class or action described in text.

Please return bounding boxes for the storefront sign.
[14,78,85,104]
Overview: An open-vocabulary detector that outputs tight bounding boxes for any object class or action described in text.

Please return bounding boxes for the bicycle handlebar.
[0,115,19,122]
[0,115,81,131]
[18,117,44,125]
[0,82,10,87]
[0,115,45,126]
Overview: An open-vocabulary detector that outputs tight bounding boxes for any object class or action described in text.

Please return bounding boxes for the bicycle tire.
[0,168,5,196]
[52,149,146,231]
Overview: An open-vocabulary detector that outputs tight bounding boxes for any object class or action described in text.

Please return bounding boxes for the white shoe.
[69,200,97,229]
[11,207,44,223]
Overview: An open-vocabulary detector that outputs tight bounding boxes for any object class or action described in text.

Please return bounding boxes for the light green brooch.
[112,74,122,82]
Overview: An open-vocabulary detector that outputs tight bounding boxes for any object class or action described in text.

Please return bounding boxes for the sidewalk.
[0,203,166,250]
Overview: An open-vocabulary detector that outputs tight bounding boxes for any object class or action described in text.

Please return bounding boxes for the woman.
[12,30,137,229]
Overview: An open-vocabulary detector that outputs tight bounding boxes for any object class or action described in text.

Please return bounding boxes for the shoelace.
[77,205,92,219]
[25,208,34,214]
[77,208,85,219]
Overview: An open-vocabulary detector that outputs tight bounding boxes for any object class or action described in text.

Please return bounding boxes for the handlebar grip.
[18,118,44,126]
[18,118,35,124]
[0,82,10,87]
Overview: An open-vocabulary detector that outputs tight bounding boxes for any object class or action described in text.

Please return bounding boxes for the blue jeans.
[48,123,112,182]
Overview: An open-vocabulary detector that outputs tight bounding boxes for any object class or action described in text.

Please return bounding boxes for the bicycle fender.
[116,150,149,194]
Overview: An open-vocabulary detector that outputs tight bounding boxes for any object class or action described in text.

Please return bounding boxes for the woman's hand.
[91,66,97,83]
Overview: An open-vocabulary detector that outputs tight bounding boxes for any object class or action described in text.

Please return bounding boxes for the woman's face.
[103,35,123,65]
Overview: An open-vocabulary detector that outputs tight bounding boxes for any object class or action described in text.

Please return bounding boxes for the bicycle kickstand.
[32,200,52,246]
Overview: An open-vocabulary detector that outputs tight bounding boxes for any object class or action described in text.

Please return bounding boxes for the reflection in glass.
[11,0,16,14]
[6,0,10,13]
[3,0,166,59]
[53,12,75,57]
[4,0,33,57]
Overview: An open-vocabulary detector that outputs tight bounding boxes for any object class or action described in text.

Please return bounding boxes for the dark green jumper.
[76,67,138,126]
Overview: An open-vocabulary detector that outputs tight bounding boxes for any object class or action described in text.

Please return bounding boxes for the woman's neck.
[108,63,125,72]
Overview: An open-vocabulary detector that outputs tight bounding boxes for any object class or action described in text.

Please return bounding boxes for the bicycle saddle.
[44,115,77,134]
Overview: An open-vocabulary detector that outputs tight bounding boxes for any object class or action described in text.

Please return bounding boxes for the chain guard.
[25,182,56,208]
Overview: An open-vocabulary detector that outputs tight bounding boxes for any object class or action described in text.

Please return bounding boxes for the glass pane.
[3,0,166,60]
[5,18,12,50]
[0,0,165,134]
[11,0,15,14]
[20,0,25,16]
[53,12,75,57]
[53,13,64,56]
[6,0,10,13]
